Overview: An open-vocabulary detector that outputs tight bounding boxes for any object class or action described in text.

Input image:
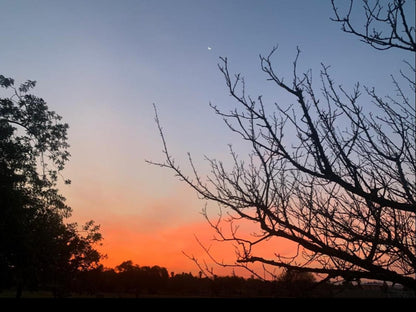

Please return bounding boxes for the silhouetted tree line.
[29,260,413,298]
[3,257,413,298]
[57,260,325,298]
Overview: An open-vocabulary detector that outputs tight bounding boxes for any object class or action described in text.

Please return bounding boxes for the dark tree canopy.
[150,0,416,290]
[0,75,103,298]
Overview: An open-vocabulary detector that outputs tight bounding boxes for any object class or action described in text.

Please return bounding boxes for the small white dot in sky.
[207,46,212,50]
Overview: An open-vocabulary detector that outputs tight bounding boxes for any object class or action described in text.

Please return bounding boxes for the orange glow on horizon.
[64,173,298,279]
[93,212,297,279]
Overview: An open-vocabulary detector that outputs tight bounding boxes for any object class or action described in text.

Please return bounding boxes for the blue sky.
[1,0,414,273]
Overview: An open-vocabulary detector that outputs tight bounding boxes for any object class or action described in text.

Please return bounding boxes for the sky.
[1,0,413,277]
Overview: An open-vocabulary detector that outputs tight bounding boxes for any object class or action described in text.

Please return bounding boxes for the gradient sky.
[1,0,413,277]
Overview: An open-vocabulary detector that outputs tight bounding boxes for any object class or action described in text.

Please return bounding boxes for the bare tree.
[149,0,415,289]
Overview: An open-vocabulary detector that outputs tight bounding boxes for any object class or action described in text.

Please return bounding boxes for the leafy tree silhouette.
[0,75,103,298]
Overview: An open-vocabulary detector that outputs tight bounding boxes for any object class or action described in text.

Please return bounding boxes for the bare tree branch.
[149,0,416,290]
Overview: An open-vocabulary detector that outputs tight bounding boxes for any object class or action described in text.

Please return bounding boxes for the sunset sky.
[1,0,412,277]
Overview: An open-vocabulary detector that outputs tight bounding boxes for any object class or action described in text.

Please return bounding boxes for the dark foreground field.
[1,285,414,299]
